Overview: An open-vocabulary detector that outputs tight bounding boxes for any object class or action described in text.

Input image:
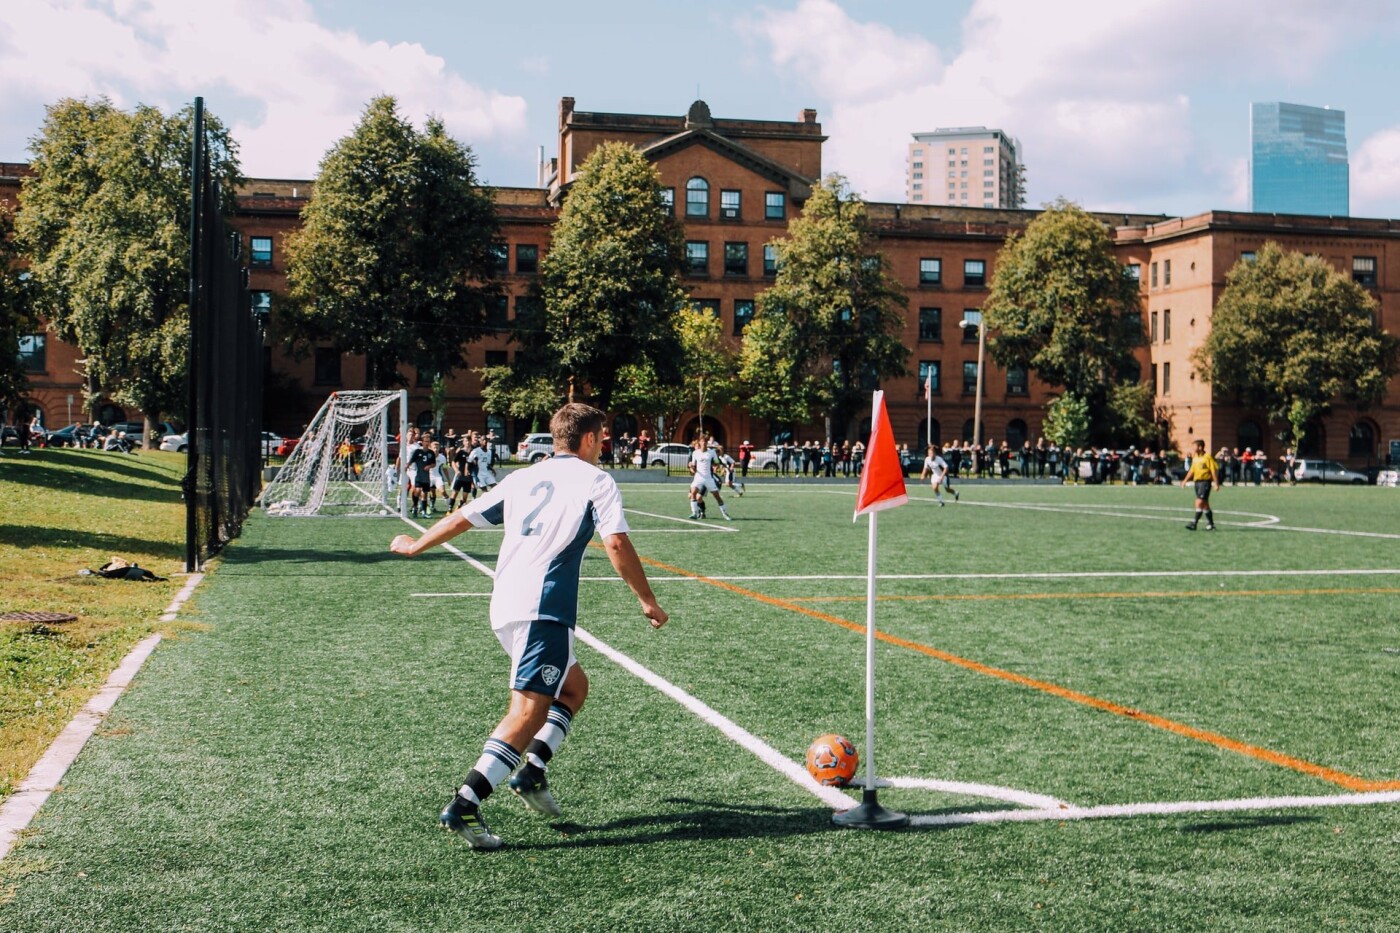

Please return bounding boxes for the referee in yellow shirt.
[1181,439,1221,531]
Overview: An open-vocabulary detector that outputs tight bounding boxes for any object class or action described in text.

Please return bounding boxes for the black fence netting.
[185,98,263,570]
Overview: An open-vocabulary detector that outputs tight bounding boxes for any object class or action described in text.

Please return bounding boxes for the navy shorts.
[1194,480,1213,501]
[495,619,576,698]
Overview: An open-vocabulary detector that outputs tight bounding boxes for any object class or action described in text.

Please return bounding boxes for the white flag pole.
[863,508,879,792]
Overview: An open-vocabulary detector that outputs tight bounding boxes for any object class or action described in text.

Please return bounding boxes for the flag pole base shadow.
[832,789,908,830]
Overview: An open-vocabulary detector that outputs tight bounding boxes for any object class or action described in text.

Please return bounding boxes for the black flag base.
[832,789,909,830]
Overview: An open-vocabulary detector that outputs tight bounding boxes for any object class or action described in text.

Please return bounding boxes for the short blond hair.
[550,403,606,452]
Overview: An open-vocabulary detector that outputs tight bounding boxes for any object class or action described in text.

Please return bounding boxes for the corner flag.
[835,389,910,831]
[853,390,908,519]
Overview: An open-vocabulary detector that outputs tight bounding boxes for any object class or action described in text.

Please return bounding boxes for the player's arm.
[390,509,471,557]
[1210,459,1221,489]
[602,533,668,629]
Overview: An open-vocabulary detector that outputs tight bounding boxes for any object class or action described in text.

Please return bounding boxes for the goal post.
[262,390,408,517]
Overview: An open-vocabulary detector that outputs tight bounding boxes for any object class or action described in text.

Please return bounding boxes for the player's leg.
[510,663,587,816]
[712,483,731,520]
[688,482,701,518]
[932,476,944,505]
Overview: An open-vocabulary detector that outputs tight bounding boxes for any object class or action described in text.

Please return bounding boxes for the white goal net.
[262,390,406,517]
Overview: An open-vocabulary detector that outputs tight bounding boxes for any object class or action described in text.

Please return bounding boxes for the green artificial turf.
[2,478,1399,931]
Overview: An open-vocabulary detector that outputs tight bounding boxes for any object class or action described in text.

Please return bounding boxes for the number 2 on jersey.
[520,480,555,536]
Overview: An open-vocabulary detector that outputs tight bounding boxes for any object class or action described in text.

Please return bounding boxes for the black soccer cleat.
[509,770,562,817]
[1185,523,1197,531]
[439,796,502,850]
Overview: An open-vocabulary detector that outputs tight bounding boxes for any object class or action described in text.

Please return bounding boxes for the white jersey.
[461,454,628,629]
[468,446,497,485]
[924,455,948,479]
[690,447,718,481]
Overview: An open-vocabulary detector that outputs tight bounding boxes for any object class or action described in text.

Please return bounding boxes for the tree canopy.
[283,96,502,390]
[740,175,908,439]
[484,141,687,415]
[16,97,240,438]
[0,206,37,417]
[611,301,739,438]
[981,199,1146,442]
[1194,241,1399,448]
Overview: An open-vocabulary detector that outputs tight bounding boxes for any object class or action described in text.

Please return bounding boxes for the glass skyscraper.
[1249,102,1348,216]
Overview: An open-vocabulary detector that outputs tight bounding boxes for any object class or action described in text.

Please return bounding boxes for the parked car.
[43,423,96,448]
[110,420,180,446]
[515,433,554,463]
[160,432,188,453]
[260,431,283,457]
[635,442,693,469]
[0,424,45,446]
[1293,459,1368,484]
[276,436,301,458]
[747,445,785,471]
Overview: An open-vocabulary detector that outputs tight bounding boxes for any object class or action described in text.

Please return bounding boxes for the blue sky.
[5,0,1400,216]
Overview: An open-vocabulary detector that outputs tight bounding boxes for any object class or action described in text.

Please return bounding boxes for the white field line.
[568,568,1400,584]
[403,518,496,578]
[410,593,493,598]
[403,515,1400,826]
[0,573,204,862]
[623,508,738,532]
[910,790,1400,828]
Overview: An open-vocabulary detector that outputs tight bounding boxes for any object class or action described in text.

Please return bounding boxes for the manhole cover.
[1,611,78,624]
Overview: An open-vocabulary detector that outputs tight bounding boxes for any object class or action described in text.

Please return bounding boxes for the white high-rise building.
[907,127,1023,208]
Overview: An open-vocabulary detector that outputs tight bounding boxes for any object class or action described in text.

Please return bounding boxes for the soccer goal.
[262,390,408,517]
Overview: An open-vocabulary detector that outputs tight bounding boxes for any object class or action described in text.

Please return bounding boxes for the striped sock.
[458,738,522,807]
[525,702,574,772]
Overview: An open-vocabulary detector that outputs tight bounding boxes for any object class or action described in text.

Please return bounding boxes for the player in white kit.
[687,436,732,520]
[920,444,958,506]
[390,404,668,849]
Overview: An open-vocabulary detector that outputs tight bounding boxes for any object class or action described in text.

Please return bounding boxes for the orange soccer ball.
[805,733,859,786]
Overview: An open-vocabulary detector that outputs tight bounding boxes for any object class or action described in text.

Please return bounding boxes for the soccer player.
[1182,438,1221,531]
[428,441,447,513]
[920,444,958,506]
[406,439,436,518]
[389,404,668,850]
[687,436,732,520]
[714,443,744,496]
[468,437,498,495]
[448,439,473,512]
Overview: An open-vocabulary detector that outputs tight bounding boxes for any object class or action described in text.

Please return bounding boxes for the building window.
[660,188,674,211]
[250,236,273,268]
[1353,256,1378,287]
[489,243,508,275]
[763,244,779,276]
[1163,309,1171,343]
[250,290,272,321]
[686,241,708,274]
[1127,263,1141,283]
[918,307,941,341]
[765,192,785,220]
[314,348,341,385]
[417,367,436,388]
[734,299,755,335]
[18,334,45,372]
[1349,420,1376,457]
[913,161,923,169]
[724,242,748,276]
[913,173,923,180]
[913,195,923,202]
[516,244,539,274]
[484,350,508,368]
[720,190,741,220]
[1151,364,1158,395]
[918,360,940,395]
[692,298,720,318]
[686,177,709,217]
[919,258,942,285]
[964,259,986,287]
[1151,262,1158,288]
[1162,361,1171,395]
[963,361,979,393]
[1006,365,1028,395]
[1241,250,1256,263]
[1150,311,1158,343]
[1163,259,1172,286]
[962,313,980,343]
[486,296,509,330]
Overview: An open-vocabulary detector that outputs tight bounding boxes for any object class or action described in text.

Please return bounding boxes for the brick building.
[5,99,1400,465]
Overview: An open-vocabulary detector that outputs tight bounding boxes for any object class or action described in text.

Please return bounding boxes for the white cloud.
[747,0,1398,213]
[1353,128,1400,217]
[0,0,527,178]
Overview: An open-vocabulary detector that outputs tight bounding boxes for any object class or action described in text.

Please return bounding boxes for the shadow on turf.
[37,449,181,485]
[3,464,179,503]
[0,523,184,561]
[1179,814,1318,833]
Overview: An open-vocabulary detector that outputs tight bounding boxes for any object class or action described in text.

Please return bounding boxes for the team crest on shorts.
[541,665,561,686]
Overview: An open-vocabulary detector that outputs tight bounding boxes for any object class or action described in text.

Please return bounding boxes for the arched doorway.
[683,415,725,447]
[961,419,987,445]
[1237,419,1263,453]
[1349,420,1377,460]
[916,418,941,448]
[1297,422,1324,458]
[1006,418,1028,449]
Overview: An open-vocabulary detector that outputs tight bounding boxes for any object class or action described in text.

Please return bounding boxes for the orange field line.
[628,551,1400,793]
[788,587,1400,604]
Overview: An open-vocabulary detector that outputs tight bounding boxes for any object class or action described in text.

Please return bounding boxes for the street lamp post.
[960,311,986,452]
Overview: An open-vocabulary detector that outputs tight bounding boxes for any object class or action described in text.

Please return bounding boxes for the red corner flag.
[854,390,908,519]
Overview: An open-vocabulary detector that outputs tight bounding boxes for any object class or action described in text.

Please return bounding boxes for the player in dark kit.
[408,442,436,518]
[449,439,474,512]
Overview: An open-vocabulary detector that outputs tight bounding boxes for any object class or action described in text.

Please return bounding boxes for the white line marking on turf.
[404,518,496,578]
[884,777,1068,810]
[571,568,1400,583]
[410,593,493,597]
[909,790,1400,828]
[623,508,738,532]
[0,573,204,862]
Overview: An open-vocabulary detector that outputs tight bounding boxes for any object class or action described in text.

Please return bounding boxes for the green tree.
[0,206,38,418]
[741,175,909,439]
[981,199,1145,443]
[1042,392,1090,450]
[284,96,501,390]
[1194,241,1399,448]
[494,141,686,412]
[612,302,739,438]
[16,97,240,443]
